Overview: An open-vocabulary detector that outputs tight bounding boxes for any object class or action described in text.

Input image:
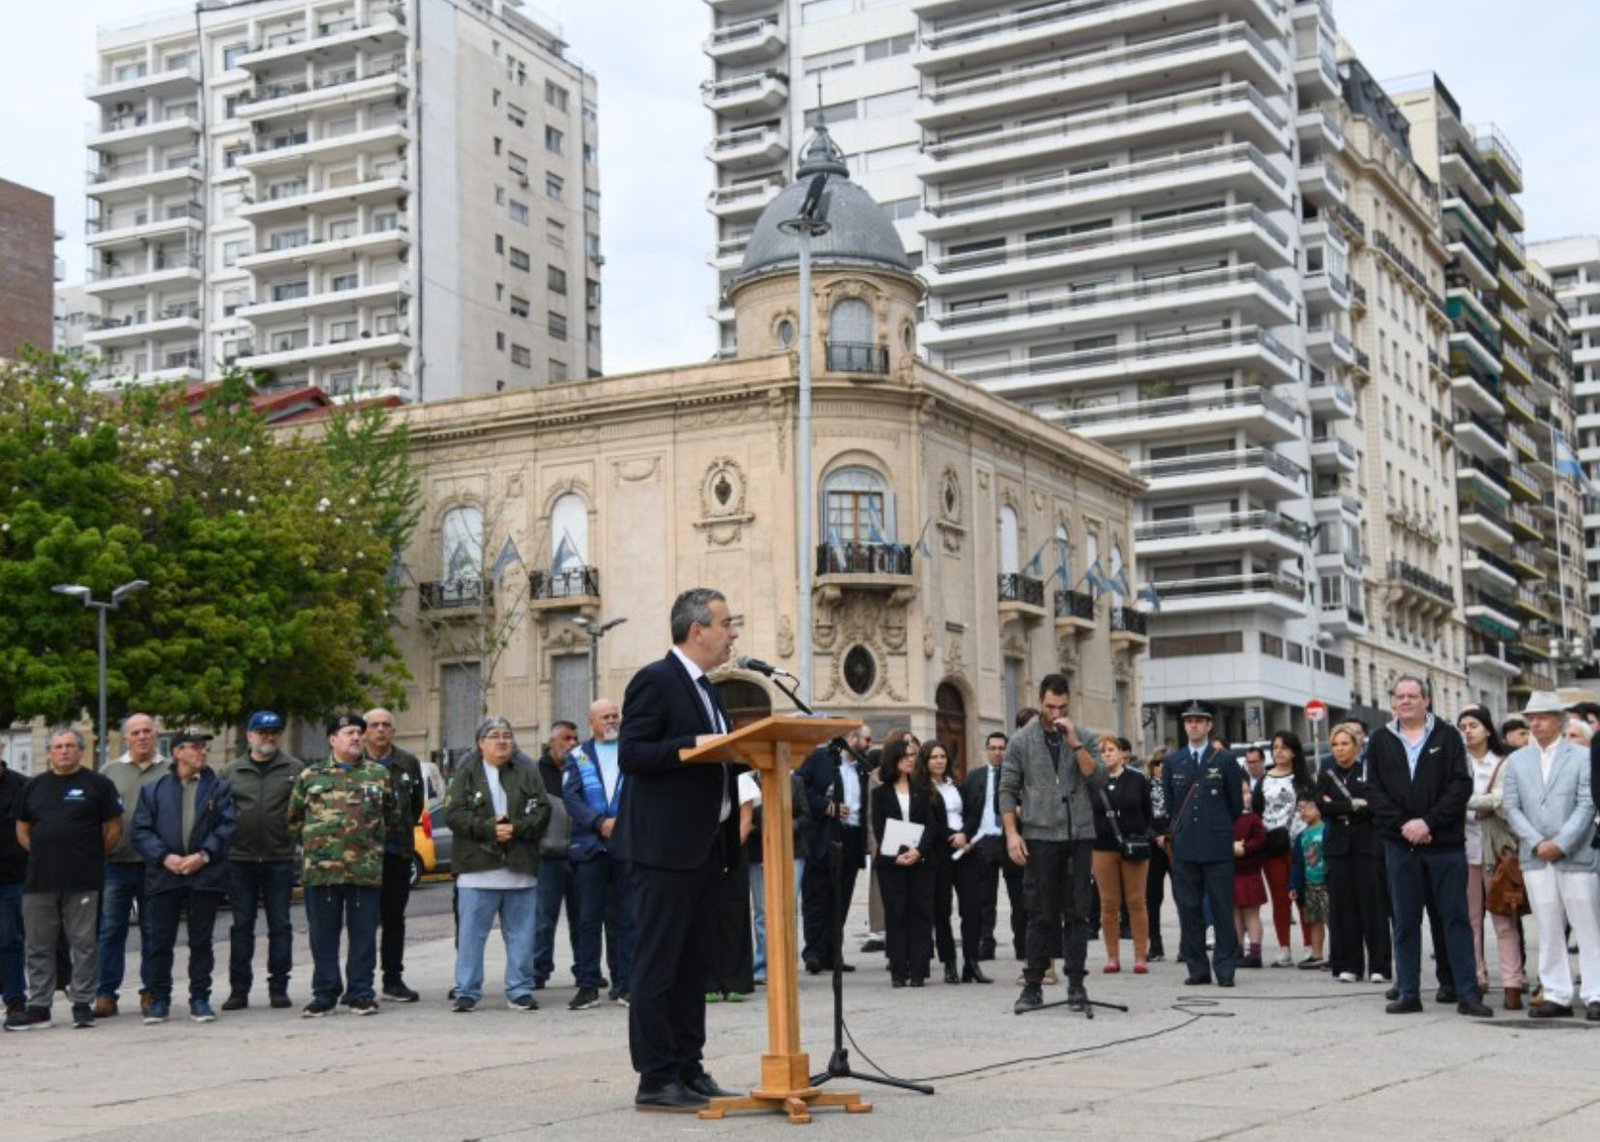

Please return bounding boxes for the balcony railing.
[1055,588,1094,621]
[998,573,1045,608]
[958,326,1295,388]
[1135,510,1301,544]
[1148,572,1305,604]
[1110,608,1147,636]
[529,566,599,600]
[1063,385,1295,432]
[419,578,483,610]
[237,53,406,105]
[1133,447,1307,487]
[924,3,1280,66]
[816,541,913,577]
[824,341,889,374]
[1391,559,1455,604]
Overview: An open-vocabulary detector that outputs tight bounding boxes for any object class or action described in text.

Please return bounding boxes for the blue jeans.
[1384,841,1480,1003]
[302,885,380,1005]
[748,858,805,982]
[227,860,297,997]
[532,856,580,986]
[572,853,633,991]
[455,885,538,1004]
[143,888,222,1003]
[97,861,152,999]
[0,882,24,1006]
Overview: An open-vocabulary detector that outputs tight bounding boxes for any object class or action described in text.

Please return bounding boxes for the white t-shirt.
[738,770,761,807]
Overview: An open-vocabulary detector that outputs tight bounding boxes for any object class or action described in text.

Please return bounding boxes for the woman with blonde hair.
[1316,723,1391,983]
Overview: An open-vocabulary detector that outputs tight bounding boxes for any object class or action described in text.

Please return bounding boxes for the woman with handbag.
[1317,724,1391,983]
[1088,735,1153,974]
[1459,705,1526,1010]
[1254,731,1315,967]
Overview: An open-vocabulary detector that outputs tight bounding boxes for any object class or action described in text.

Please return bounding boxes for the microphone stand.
[766,674,933,1096]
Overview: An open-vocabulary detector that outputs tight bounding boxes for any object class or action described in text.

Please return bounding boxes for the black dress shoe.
[221,994,248,1012]
[1183,976,1212,986]
[860,937,886,954]
[1216,977,1235,988]
[891,978,907,988]
[635,1081,709,1113]
[1529,1000,1575,1019]
[836,961,856,973]
[1457,998,1494,1018]
[1434,987,1458,1004]
[803,959,824,975]
[1386,996,1423,1014]
[1066,983,1088,1011]
[683,1071,736,1099]
[943,963,960,985]
[963,962,993,984]
[909,977,925,987]
[1385,986,1399,1001]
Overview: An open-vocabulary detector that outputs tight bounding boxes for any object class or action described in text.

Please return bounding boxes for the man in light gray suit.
[1501,691,1600,1021]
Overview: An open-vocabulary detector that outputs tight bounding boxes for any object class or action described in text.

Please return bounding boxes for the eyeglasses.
[482,733,515,743]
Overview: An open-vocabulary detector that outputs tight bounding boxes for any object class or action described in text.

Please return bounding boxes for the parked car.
[411,797,453,885]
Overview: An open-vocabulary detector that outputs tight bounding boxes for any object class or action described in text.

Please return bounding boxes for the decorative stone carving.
[943,635,965,680]
[777,614,795,658]
[694,457,754,546]
[923,618,935,659]
[977,471,990,490]
[936,521,965,555]
[940,468,962,524]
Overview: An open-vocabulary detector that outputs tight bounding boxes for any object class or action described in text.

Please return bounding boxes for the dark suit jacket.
[869,781,944,869]
[960,764,1001,840]
[617,652,740,871]
[796,743,869,862]
[1162,743,1244,864]
[1364,718,1471,849]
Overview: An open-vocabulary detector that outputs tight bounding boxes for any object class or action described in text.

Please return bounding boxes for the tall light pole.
[568,615,627,705]
[52,579,149,768]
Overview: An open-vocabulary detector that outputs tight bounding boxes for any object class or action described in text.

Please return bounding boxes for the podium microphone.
[735,654,797,681]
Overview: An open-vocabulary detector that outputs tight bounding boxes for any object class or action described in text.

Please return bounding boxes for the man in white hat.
[1500,691,1600,1020]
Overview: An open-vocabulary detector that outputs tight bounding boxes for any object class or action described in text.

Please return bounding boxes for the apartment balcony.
[1476,125,1524,193]
[1292,40,1340,100]
[707,177,783,220]
[1053,587,1096,633]
[815,542,916,594]
[1450,328,1502,385]
[418,578,485,612]
[1389,559,1455,613]
[1311,488,1362,523]
[1319,598,1367,638]
[237,122,410,173]
[1447,235,1497,293]
[1508,500,1542,542]
[925,264,1295,351]
[1463,546,1518,594]
[921,142,1290,238]
[919,82,1287,183]
[704,16,785,65]
[1466,635,1522,678]
[702,71,788,118]
[527,567,601,613]
[237,8,408,74]
[84,252,203,298]
[1134,510,1303,561]
[86,111,200,155]
[1295,106,1343,152]
[89,157,201,202]
[705,123,788,171]
[1496,223,1526,269]
[1305,325,1355,368]
[922,204,1291,292]
[1109,606,1148,647]
[236,224,409,272]
[710,234,749,273]
[1506,460,1543,503]
[1498,265,1531,311]
[85,59,200,103]
[1458,495,1514,548]
[1448,287,1498,344]
[1500,344,1534,389]
[1452,408,1508,461]
[1132,447,1307,503]
[1500,303,1532,348]
[708,0,782,13]
[1501,381,1537,425]
[1309,436,1357,473]
[1062,385,1299,448]
[234,63,409,125]
[1296,158,1346,209]
[915,0,1286,72]
[997,573,1048,622]
[235,280,411,322]
[1509,542,1545,580]
[85,201,204,252]
[1306,376,1357,421]
[824,341,890,374]
[1441,140,1494,205]
[968,326,1300,403]
[1143,571,1306,617]
[83,302,202,348]
[235,327,411,371]
[1451,371,1503,420]
[239,173,410,222]
[1513,584,1551,621]
[1495,185,1526,232]
[1458,456,1512,505]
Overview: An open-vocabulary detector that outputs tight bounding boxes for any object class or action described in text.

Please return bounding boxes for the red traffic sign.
[1304,700,1328,723]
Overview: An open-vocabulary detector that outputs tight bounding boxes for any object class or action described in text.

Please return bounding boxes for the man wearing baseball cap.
[288,715,401,1018]
[221,711,303,1010]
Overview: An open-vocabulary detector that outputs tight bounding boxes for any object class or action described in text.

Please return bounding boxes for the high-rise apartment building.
[82,0,600,401]
[1330,58,1467,725]
[705,0,1352,741]
[1391,76,1587,705]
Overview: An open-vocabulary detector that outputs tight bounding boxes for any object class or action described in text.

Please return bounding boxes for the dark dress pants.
[531,855,580,986]
[143,887,222,1003]
[707,848,754,995]
[930,852,958,967]
[1384,842,1478,1002]
[1022,838,1093,985]
[1146,843,1170,956]
[378,852,412,987]
[801,824,862,967]
[629,855,721,1085]
[1326,854,1392,979]
[972,835,1028,957]
[1172,855,1238,981]
[879,860,934,982]
[955,848,989,964]
[572,852,634,993]
[227,859,296,998]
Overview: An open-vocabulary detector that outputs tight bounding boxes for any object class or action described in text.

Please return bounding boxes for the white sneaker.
[1272,950,1294,968]
[1337,972,1358,983]
[1369,973,1387,984]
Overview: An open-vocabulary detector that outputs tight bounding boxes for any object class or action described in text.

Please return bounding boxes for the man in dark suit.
[796,724,871,973]
[617,587,742,1113]
[958,731,1014,980]
[1163,699,1245,987]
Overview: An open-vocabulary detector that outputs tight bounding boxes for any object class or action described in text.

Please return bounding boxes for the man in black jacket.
[796,724,871,974]
[362,708,425,1003]
[0,746,27,1019]
[1363,675,1490,1018]
[533,721,581,991]
[958,732,1014,980]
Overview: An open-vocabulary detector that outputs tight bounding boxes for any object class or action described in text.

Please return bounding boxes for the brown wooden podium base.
[698,1086,872,1124]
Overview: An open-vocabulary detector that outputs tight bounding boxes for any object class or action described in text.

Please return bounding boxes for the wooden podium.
[680,715,872,1125]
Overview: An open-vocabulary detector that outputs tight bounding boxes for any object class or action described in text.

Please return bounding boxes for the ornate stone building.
[384,130,1144,775]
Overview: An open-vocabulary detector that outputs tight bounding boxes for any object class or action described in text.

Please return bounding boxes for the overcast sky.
[1,0,1594,374]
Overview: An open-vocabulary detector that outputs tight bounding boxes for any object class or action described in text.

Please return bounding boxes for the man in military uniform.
[288,715,402,1018]
[1163,699,1245,987]
[362,708,425,1003]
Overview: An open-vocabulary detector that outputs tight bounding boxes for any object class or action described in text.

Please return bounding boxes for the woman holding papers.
[871,736,945,987]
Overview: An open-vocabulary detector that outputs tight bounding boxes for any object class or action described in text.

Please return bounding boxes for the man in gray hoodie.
[1000,673,1105,1014]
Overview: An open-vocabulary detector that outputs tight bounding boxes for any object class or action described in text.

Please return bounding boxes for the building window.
[545,173,564,201]
[1055,524,1071,584]
[545,126,564,155]
[548,311,568,341]
[509,247,530,271]
[999,504,1020,575]
[551,493,587,570]
[843,646,877,696]
[222,43,246,70]
[507,102,526,127]
[508,199,529,224]
[441,663,483,754]
[547,266,567,294]
[548,358,568,384]
[823,465,891,546]
[441,505,484,583]
[551,655,587,723]
[545,80,569,111]
[510,344,531,367]
[509,295,529,318]
[547,219,567,247]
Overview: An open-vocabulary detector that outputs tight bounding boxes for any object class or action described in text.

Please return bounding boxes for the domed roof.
[734,126,913,283]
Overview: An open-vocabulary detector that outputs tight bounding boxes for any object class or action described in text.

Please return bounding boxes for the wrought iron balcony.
[1055,588,1094,622]
[816,542,913,577]
[529,566,600,601]
[824,341,889,374]
[998,573,1045,608]
[1111,608,1148,636]
[419,578,483,610]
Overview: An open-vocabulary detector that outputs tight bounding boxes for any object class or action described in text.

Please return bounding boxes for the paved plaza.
[4,880,1598,1141]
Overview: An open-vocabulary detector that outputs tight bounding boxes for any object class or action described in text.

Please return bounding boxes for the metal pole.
[796,230,814,706]
[590,631,599,707]
[96,604,108,770]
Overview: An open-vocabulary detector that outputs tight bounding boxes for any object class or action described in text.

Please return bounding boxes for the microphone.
[736,654,797,680]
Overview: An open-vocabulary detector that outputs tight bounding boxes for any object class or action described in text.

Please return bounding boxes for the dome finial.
[797,72,849,179]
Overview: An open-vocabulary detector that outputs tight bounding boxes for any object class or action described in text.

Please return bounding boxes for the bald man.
[97,713,169,1018]
[362,709,425,1003]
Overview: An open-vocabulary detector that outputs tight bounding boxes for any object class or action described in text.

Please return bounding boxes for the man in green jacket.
[444,717,551,1012]
[220,710,303,1011]
[362,708,425,1003]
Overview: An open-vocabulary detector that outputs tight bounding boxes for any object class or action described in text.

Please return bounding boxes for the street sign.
[1304,699,1328,723]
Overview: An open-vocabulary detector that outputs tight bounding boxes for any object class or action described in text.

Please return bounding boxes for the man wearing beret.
[1163,699,1245,987]
[288,715,402,1018]
[221,710,303,1011]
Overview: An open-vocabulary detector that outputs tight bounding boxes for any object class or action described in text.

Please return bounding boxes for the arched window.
[999,504,1020,575]
[823,465,892,546]
[827,297,884,372]
[1055,523,1071,585]
[550,493,588,571]
[441,505,484,582]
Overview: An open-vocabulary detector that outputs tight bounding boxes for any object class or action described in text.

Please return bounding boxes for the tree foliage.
[0,354,420,729]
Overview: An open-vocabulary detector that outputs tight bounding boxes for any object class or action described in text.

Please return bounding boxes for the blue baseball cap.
[248,710,285,732]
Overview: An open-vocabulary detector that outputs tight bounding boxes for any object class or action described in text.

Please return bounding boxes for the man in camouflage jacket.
[288,714,402,1018]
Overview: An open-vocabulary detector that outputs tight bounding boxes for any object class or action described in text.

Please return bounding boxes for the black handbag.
[1097,784,1151,862]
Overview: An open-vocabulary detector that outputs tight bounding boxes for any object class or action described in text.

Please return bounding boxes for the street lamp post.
[52,579,149,768]
[568,615,627,705]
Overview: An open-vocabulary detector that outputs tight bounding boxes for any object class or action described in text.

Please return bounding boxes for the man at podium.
[618,587,744,1113]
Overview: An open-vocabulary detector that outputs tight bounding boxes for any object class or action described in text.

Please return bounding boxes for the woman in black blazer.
[871,736,943,987]
[918,740,969,984]
[1315,724,1391,984]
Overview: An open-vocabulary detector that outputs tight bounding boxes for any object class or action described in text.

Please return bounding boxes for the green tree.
[0,354,420,730]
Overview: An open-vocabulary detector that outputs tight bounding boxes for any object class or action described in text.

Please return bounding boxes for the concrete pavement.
[4,881,1598,1141]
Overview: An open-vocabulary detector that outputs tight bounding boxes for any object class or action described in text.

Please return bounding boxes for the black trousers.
[1172,855,1239,981]
[1022,838,1093,985]
[930,854,958,967]
[801,824,863,967]
[878,860,934,982]
[707,849,753,996]
[955,850,988,964]
[972,835,1027,957]
[1326,854,1391,979]
[1146,844,1170,955]
[379,852,412,985]
[143,887,222,1003]
[629,855,721,1085]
